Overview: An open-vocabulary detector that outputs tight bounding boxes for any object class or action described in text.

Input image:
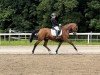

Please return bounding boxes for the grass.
[0,39,100,46]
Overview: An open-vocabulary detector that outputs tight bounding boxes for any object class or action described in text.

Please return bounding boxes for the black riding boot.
[56,30,59,39]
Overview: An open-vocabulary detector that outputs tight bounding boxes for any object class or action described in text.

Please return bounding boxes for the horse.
[30,23,78,54]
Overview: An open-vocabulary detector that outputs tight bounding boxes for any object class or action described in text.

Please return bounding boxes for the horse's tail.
[30,30,39,43]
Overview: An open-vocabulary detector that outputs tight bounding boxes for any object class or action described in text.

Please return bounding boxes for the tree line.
[0,0,100,32]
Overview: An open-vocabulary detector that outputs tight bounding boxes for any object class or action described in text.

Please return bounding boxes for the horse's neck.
[63,25,71,30]
[67,25,72,31]
[62,27,69,35]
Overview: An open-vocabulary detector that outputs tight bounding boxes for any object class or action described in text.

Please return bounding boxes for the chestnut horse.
[30,23,78,54]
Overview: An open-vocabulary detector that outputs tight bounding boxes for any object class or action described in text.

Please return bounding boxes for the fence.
[71,33,100,44]
[0,33,100,44]
[0,33,31,40]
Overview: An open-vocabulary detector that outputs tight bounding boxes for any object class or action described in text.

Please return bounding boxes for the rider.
[51,13,60,38]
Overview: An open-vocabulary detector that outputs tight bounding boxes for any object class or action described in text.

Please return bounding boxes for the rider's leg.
[56,30,59,37]
[53,26,60,38]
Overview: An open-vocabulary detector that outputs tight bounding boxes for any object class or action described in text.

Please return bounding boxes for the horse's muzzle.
[73,32,77,35]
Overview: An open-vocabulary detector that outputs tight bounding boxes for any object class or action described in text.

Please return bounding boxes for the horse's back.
[38,28,50,34]
[37,28,51,39]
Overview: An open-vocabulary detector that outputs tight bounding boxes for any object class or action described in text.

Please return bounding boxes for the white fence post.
[88,33,90,44]
[9,29,11,42]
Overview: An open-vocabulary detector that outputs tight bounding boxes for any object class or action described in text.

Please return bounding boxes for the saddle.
[51,28,62,36]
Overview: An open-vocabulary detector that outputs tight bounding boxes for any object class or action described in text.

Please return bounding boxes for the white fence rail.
[0,33,100,44]
[70,33,100,44]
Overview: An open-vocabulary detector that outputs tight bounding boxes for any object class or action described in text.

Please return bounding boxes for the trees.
[0,0,100,32]
[0,0,39,32]
[36,0,79,28]
[86,0,100,32]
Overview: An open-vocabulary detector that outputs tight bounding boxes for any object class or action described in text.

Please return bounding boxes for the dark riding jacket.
[51,17,59,27]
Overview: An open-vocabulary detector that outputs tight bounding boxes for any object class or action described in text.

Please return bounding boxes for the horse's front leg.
[56,41,63,54]
[43,39,51,54]
[66,39,78,52]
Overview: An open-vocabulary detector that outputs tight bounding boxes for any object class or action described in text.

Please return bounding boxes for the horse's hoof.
[56,51,58,54]
[32,52,34,54]
[49,51,52,55]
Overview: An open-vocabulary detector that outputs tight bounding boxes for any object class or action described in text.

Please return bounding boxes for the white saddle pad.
[51,29,62,36]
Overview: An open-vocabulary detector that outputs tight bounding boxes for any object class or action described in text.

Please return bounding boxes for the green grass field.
[0,39,100,46]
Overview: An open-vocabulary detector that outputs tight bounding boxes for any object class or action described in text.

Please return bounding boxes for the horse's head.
[64,23,78,35]
[71,24,78,35]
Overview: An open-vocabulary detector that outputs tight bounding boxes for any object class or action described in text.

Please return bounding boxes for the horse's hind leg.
[43,39,51,54]
[32,40,41,54]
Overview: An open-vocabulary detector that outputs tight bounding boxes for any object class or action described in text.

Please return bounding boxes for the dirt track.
[0,45,100,75]
[0,54,100,75]
[0,45,100,54]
